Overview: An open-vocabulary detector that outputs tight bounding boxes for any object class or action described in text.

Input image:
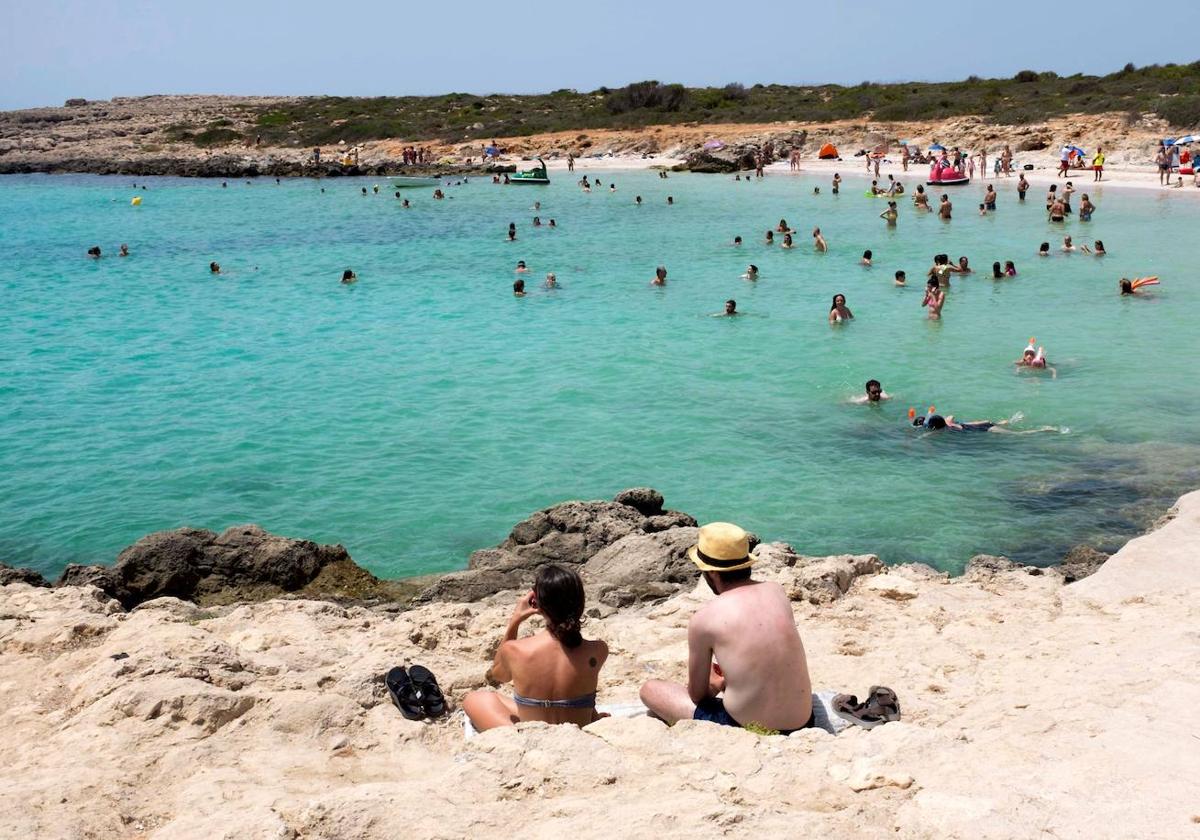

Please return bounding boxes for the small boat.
[392,175,442,189]
[509,158,550,185]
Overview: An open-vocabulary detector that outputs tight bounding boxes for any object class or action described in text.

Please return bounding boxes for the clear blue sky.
[2,0,1195,110]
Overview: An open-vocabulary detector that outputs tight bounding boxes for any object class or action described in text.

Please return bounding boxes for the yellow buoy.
[131,196,142,206]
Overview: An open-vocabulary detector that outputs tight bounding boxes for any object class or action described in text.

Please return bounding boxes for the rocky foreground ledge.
[1,489,1197,838]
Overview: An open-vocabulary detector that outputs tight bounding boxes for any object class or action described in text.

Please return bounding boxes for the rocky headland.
[0,95,1182,178]
[1,488,1197,839]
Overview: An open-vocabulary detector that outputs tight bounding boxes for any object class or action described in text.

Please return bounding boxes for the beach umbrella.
[929,143,946,151]
[1068,145,1086,155]
[1171,135,1195,145]
[484,146,499,156]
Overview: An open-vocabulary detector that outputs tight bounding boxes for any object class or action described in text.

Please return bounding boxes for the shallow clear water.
[2,171,1198,579]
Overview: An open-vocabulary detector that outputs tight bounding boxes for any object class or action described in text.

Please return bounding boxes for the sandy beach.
[1,489,1197,839]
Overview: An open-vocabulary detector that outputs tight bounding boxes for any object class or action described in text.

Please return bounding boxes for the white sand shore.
[2,492,1198,838]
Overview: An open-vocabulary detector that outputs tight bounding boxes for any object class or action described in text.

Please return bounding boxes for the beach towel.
[461,693,858,739]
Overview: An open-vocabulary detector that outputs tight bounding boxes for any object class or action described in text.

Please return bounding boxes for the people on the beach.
[639,523,814,735]
[1092,147,1105,181]
[764,230,774,245]
[829,294,853,323]
[957,256,971,274]
[1082,240,1106,256]
[463,564,608,731]
[341,269,357,284]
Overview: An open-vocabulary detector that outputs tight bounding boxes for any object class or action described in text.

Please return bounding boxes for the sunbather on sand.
[640,523,815,735]
[463,565,608,731]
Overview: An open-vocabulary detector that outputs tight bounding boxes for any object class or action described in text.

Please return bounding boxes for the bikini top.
[512,690,597,709]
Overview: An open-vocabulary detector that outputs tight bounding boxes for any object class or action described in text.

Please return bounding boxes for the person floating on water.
[462,564,608,732]
[911,409,1062,435]
[1014,339,1056,378]
[639,523,815,736]
[341,269,357,285]
[829,293,853,323]
[1120,277,1159,295]
[716,300,738,317]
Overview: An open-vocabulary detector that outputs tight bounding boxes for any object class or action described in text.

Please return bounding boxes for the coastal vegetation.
[245,62,1200,147]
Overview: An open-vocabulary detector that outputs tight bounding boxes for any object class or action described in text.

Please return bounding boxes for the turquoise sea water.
[2,171,1199,579]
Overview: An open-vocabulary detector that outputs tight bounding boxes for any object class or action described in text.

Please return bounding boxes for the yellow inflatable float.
[131,196,142,206]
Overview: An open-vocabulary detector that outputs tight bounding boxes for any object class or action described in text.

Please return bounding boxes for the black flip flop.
[832,685,901,729]
[385,666,425,721]
[408,665,447,718]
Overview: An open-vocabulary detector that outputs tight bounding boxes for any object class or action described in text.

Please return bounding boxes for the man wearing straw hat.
[640,522,814,734]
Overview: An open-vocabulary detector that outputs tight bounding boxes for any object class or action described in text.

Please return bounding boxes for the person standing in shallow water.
[463,565,608,731]
[639,523,814,734]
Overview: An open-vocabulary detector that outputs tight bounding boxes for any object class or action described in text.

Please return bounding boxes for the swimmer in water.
[1005,260,1017,276]
[402,199,410,208]
[938,194,952,220]
[923,277,946,319]
[984,184,997,210]
[880,201,898,225]
[508,223,517,242]
[912,412,1061,435]
[544,272,558,288]
[861,250,873,266]
[956,256,971,274]
[373,185,379,194]
[433,189,445,200]
[1017,173,1029,200]
[812,228,828,252]
[869,180,885,196]
[651,266,668,286]
[548,219,556,227]
[1062,236,1076,252]
[853,379,891,404]
[1014,341,1057,378]
[118,244,129,257]
[717,299,739,317]
[533,216,542,227]
[532,201,541,211]
[894,270,906,286]
[87,246,102,258]
[979,203,988,216]
[913,185,930,210]
[361,187,368,196]
[636,195,643,205]
[209,261,221,274]
[1120,277,1159,295]
[781,233,794,248]
[1079,194,1095,221]
[829,293,853,323]
[928,254,954,288]
[1038,242,1050,257]
[516,260,529,273]
[832,173,841,194]
[732,236,743,246]
[742,264,759,281]
[992,262,1004,279]
[513,279,527,297]
[813,187,820,195]
[667,196,674,205]
[1082,239,1105,256]
[341,269,357,284]
[777,219,791,233]
[765,230,775,245]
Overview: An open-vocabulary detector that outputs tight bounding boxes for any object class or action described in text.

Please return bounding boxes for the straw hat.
[688,522,756,573]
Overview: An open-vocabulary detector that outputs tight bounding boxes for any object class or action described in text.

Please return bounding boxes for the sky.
[2,0,1196,110]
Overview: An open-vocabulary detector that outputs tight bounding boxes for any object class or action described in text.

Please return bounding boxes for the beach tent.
[818,143,839,159]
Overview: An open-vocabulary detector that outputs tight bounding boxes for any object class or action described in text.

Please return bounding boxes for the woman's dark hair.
[993,261,1003,278]
[535,564,585,648]
[863,250,872,259]
[342,269,354,281]
[831,294,845,310]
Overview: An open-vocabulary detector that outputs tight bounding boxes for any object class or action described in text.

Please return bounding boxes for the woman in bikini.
[923,277,946,319]
[463,565,609,731]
